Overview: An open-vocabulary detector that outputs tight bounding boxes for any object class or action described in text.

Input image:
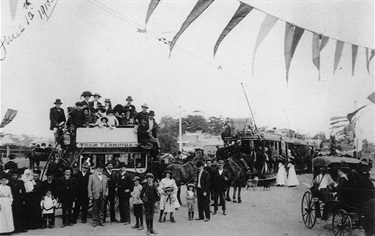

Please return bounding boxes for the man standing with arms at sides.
[8,169,27,233]
[195,161,211,222]
[117,162,134,225]
[72,163,91,224]
[59,167,77,227]
[212,160,229,216]
[49,99,66,148]
[88,164,108,227]
[204,159,215,204]
[103,162,119,223]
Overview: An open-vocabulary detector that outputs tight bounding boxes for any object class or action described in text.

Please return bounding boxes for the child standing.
[162,186,176,223]
[140,173,160,235]
[40,190,57,228]
[186,183,196,221]
[131,176,144,230]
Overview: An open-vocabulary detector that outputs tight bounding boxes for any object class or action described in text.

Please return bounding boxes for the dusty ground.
[6,157,371,236]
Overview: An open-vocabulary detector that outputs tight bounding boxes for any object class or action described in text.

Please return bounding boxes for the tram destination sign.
[76,142,138,148]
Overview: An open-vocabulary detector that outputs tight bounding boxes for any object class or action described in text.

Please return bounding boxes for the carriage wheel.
[332,209,353,236]
[301,191,317,229]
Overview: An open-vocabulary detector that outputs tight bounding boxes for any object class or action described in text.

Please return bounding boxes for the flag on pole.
[367,91,375,104]
[0,108,18,128]
[333,40,344,74]
[284,23,304,82]
[347,105,366,123]
[213,2,253,56]
[366,48,375,74]
[252,14,278,76]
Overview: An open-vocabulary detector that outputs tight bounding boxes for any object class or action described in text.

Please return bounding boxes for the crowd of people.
[49,92,159,148]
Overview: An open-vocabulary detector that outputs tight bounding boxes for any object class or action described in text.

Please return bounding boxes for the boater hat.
[126,96,133,101]
[163,169,173,177]
[145,173,154,179]
[93,93,101,98]
[187,183,195,189]
[141,103,148,109]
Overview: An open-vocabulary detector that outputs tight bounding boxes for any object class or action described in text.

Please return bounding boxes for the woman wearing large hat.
[157,169,180,222]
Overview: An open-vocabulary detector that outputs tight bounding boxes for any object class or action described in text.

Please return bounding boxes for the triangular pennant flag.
[352,44,358,76]
[170,0,215,54]
[9,0,19,20]
[213,2,253,56]
[0,108,18,128]
[366,48,375,74]
[367,91,375,104]
[333,40,344,74]
[252,14,278,76]
[312,34,329,80]
[347,105,366,123]
[284,23,304,82]
[319,36,329,51]
[145,0,161,25]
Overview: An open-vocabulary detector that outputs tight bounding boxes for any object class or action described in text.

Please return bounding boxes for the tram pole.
[241,83,257,130]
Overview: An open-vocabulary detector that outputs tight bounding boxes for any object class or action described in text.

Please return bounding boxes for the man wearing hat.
[67,102,86,132]
[212,160,229,216]
[195,161,211,222]
[72,163,91,224]
[148,111,159,142]
[88,164,108,227]
[81,91,95,124]
[117,162,134,224]
[140,173,159,235]
[135,103,149,125]
[49,99,66,145]
[103,162,119,223]
[124,96,136,115]
[8,169,27,233]
[89,93,102,110]
[58,167,77,227]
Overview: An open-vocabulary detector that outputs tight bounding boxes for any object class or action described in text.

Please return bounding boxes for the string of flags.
[145,0,375,82]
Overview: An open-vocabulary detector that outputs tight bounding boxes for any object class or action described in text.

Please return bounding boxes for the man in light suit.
[88,164,108,227]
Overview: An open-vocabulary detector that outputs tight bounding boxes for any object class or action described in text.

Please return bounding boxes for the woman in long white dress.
[276,161,287,186]
[286,160,299,187]
[0,174,14,233]
[157,170,180,222]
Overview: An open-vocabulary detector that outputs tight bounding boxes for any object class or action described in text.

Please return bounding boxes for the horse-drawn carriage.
[301,156,375,235]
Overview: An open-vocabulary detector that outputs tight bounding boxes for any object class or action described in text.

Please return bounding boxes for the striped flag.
[330,116,348,132]
[0,108,18,128]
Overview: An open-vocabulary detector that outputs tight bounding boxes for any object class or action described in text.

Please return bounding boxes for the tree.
[158,116,179,153]
[183,115,208,133]
[207,116,224,135]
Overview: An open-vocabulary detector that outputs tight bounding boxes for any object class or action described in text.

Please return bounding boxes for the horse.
[224,156,250,203]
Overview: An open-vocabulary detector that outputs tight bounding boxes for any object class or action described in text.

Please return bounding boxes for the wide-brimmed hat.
[93,93,101,98]
[81,91,92,97]
[113,104,124,113]
[126,96,133,101]
[100,116,109,123]
[141,103,148,109]
[187,183,195,189]
[145,173,154,179]
[54,99,62,105]
[149,110,155,117]
[164,186,174,192]
[163,169,173,177]
[133,176,140,182]
[104,98,111,103]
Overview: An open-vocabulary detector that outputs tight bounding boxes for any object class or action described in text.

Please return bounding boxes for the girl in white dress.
[158,170,180,222]
[0,174,14,233]
[276,161,287,186]
[286,160,299,187]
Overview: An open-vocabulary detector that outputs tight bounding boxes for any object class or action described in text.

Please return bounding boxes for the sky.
[0,0,374,142]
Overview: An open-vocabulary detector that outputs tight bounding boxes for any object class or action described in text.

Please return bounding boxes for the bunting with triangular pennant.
[333,41,344,74]
[352,45,358,76]
[366,48,375,74]
[9,0,19,20]
[312,33,329,80]
[145,0,161,25]
[284,23,304,82]
[213,2,253,56]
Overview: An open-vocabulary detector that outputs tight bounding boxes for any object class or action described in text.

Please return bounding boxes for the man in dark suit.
[80,91,95,124]
[117,162,134,224]
[49,99,66,146]
[204,159,215,203]
[134,103,149,125]
[72,163,91,224]
[123,96,136,116]
[8,169,27,232]
[41,170,59,227]
[58,167,77,227]
[212,160,229,215]
[4,154,18,171]
[103,162,119,223]
[195,161,211,222]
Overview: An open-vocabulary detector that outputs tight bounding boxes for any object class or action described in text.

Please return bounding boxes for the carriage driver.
[312,167,334,220]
